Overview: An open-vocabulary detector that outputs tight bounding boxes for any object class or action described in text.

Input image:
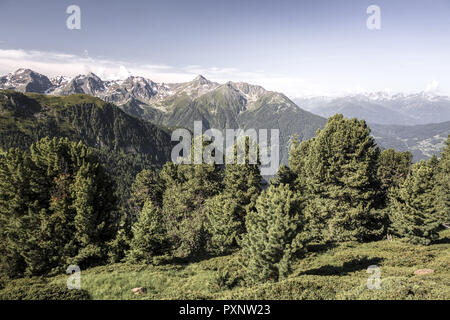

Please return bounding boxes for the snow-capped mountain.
[294,91,450,125]
[0,69,280,111]
[1,69,448,162]
[0,69,53,93]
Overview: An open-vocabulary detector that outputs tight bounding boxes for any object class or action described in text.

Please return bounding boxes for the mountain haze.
[294,92,450,126]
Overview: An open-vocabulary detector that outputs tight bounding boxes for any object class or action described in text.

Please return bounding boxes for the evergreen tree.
[162,136,223,258]
[0,137,117,276]
[389,160,444,245]
[127,200,169,263]
[437,136,450,225]
[130,169,164,217]
[203,137,263,254]
[302,115,384,242]
[288,137,312,193]
[222,137,262,236]
[377,149,412,194]
[242,184,306,283]
[203,194,240,255]
[272,164,296,188]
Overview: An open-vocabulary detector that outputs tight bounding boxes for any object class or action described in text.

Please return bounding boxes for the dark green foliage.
[288,137,312,193]
[300,115,385,242]
[110,168,165,263]
[0,90,174,266]
[127,200,169,263]
[0,277,91,300]
[389,159,444,245]
[437,136,450,224]
[0,91,172,217]
[95,148,156,211]
[242,184,306,283]
[221,138,263,235]
[0,137,117,276]
[272,164,296,188]
[204,194,240,255]
[377,149,412,194]
[162,159,223,258]
[130,169,164,215]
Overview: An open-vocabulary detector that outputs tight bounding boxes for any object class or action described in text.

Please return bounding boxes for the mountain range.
[0,69,326,164]
[294,92,450,126]
[1,68,449,163]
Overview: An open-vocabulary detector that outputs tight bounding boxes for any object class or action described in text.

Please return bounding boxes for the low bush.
[0,277,91,300]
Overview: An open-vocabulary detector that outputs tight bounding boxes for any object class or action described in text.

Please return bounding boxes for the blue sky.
[0,0,449,96]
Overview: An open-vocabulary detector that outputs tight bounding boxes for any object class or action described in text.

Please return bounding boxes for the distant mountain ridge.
[294,92,450,125]
[371,121,450,161]
[0,69,327,164]
[1,69,448,163]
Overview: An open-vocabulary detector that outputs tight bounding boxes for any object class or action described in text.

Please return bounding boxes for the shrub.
[0,277,91,300]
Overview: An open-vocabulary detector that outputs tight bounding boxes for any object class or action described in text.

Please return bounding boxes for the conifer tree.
[130,169,164,217]
[377,149,412,194]
[302,115,384,242]
[127,200,169,263]
[388,159,444,245]
[203,194,240,254]
[222,137,262,235]
[203,137,263,254]
[162,136,223,258]
[0,137,117,276]
[110,168,165,263]
[242,184,305,283]
[437,136,450,225]
[272,164,296,187]
[288,136,312,194]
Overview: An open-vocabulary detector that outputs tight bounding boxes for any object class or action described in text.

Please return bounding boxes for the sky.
[0,0,449,97]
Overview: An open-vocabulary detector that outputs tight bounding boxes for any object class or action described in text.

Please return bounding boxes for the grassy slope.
[37,229,450,300]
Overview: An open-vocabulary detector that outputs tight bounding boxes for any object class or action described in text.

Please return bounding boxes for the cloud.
[0,48,319,97]
[425,80,439,93]
[0,48,184,81]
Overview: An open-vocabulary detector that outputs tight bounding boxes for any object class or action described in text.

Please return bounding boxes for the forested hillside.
[0,90,175,223]
[0,108,448,300]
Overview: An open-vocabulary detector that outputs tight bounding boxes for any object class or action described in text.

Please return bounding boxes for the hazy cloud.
[425,80,439,93]
[0,48,323,97]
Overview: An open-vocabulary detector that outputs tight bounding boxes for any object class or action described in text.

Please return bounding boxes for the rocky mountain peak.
[0,68,52,93]
[192,74,209,84]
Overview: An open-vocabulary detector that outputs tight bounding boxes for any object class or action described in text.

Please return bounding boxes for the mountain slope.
[2,69,448,163]
[0,69,324,164]
[132,81,327,164]
[295,92,450,125]
[0,90,173,164]
[371,121,450,160]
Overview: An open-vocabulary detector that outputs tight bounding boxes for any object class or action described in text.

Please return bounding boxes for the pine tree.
[242,184,305,283]
[203,194,240,254]
[389,160,443,245]
[222,137,262,236]
[288,137,312,194]
[377,149,412,194]
[272,164,296,187]
[302,115,385,242]
[130,169,164,218]
[127,200,169,263]
[162,136,224,258]
[0,148,35,276]
[437,136,450,225]
[0,137,117,276]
